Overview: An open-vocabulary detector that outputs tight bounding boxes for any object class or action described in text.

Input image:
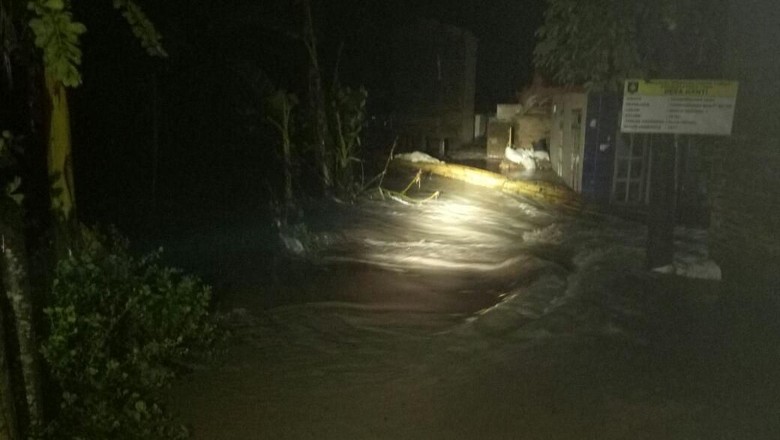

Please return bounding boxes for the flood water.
[167,168,780,440]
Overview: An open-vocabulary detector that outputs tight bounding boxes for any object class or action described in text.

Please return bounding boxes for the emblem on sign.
[627,81,639,94]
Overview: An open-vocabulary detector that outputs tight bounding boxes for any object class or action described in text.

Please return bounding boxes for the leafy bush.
[40,230,214,439]
[329,86,367,195]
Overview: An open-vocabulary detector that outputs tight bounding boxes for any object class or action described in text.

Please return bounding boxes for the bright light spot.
[460,171,503,189]
[436,201,480,220]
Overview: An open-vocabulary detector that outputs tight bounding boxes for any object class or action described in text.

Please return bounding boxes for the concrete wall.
[496,104,522,121]
[488,103,551,158]
[486,119,511,158]
[474,114,489,139]
[514,110,551,150]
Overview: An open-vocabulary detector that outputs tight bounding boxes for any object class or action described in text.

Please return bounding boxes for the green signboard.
[621,79,738,135]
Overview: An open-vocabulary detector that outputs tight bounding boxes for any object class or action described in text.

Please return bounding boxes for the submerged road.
[168,170,780,439]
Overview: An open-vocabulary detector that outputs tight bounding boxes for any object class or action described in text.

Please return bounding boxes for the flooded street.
[168,170,780,439]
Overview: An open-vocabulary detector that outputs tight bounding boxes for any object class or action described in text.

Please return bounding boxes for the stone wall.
[514,111,550,151]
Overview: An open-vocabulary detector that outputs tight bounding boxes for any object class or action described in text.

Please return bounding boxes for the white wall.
[549,93,587,192]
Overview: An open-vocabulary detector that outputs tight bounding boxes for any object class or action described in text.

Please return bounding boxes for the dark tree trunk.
[302,0,332,192]
[0,281,20,440]
[0,199,43,437]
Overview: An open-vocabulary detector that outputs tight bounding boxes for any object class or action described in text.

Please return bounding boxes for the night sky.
[335,0,546,111]
[74,0,545,109]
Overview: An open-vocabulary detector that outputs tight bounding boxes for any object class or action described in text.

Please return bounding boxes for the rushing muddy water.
[167,169,780,440]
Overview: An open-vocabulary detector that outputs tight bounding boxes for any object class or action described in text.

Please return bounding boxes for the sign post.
[620,79,738,270]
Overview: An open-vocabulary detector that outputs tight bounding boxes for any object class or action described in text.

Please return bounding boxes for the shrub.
[40,229,214,439]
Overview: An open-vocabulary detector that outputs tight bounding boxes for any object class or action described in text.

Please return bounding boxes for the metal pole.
[646,135,677,269]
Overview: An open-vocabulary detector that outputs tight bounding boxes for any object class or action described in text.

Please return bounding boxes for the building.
[549,92,624,203]
[391,20,477,155]
[529,90,710,221]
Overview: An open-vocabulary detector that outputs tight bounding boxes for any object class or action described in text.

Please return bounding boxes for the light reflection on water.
[307,174,567,313]
[322,176,558,270]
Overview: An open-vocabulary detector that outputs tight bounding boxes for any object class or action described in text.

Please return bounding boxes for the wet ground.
[166,170,780,439]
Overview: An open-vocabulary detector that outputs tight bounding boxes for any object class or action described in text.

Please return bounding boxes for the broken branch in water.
[379,169,440,205]
[360,138,440,206]
[360,137,397,197]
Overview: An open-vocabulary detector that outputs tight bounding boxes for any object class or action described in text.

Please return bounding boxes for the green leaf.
[28,17,45,33]
[5,177,24,205]
[114,0,167,58]
[28,7,86,86]
[44,0,64,11]
[68,22,87,34]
